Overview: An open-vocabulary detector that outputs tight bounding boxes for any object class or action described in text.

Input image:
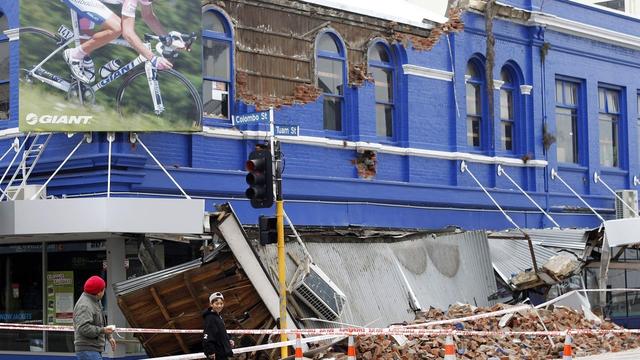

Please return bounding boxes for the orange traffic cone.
[562,334,573,359]
[347,335,356,360]
[295,332,303,360]
[444,335,456,360]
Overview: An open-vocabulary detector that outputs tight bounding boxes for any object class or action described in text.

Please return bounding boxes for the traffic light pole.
[269,108,288,358]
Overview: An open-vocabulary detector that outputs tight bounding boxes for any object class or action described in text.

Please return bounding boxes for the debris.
[310,303,640,359]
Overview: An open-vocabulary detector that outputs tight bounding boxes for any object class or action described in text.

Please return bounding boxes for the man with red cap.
[73,275,116,359]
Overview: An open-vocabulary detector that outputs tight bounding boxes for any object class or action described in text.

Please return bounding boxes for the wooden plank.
[150,287,190,354]
[586,261,640,270]
[184,272,204,310]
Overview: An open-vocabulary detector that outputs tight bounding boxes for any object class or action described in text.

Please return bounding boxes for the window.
[466,61,484,148]
[499,68,516,151]
[599,87,620,167]
[368,42,394,138]
[555,80,580,164]
[202,9,231,119]
[316,32,345,132]
[0,12,8,120]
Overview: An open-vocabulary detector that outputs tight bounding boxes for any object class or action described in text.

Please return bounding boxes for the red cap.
[84,276,106,295]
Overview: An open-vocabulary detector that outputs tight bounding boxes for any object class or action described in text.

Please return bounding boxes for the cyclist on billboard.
[62,0,176,84]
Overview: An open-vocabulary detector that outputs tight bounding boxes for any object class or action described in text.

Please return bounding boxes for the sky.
[299,0,450,28]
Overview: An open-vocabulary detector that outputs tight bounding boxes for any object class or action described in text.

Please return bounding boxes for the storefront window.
[0,243,44,352]
[46,241,106,352]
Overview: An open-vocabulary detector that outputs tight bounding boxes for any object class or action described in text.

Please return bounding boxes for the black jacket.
[202,308,233,359]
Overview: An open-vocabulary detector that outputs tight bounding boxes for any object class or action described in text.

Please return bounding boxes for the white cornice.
[201,126,547,168]
[402,64,454,82]
[493,80,505,90]
[529,12,640,51]
[0,126,546,168]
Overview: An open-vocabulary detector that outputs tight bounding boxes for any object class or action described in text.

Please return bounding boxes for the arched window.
[499,67,516,151]
[368,42,394,138]
[466,60,484,148]
[202,8,232,120]
[0,12,8,120]
[316,32,346,132]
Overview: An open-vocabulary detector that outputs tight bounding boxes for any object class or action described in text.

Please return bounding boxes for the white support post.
[133,133,191,199]
[497,165,561,228]
[107,132,115,198]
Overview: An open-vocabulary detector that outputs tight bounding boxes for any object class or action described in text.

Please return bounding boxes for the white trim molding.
[520,85,533,95]
[201,126,548,168]
[529,12,640,51]
[402,64,454,82]
[4,28,19,41]
[493,80,505,90]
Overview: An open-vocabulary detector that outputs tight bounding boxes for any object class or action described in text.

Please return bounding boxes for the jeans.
[76,351,102,360]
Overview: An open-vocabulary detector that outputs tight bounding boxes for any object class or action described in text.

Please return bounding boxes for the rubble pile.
[312,303,640,359]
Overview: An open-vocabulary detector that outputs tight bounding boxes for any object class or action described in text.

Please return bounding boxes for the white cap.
[209,292,224,303]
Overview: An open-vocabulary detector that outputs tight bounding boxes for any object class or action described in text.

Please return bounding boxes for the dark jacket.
[202,308,233,359]
[73,292,108,353]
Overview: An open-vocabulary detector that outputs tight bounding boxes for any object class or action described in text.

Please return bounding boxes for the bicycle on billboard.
[19,4,202,131]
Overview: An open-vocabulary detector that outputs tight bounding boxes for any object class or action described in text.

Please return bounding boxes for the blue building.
[1,0,640,358]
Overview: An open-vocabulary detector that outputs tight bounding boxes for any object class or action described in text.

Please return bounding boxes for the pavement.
[575,348,640,359]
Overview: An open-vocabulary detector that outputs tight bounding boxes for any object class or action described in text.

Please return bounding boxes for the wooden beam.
[183,273,204,310]
[150,287,190,353]
[587,261,640,270]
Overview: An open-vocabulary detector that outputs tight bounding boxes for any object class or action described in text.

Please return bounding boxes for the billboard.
[19,0,202,132]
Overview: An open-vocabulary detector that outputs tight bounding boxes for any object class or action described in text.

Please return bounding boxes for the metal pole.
[497,165,561,228]
[30,134,88,200]
[134,134,191,199]
[551,169,605,222]
[267,107,287,357]
[107,132,114,198]
[593,172,639,217]
[461,161,538,272]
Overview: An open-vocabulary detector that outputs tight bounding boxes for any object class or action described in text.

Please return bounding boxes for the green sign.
[46,271,74,325]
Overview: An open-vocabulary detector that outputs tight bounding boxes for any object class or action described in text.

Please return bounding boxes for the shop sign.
[46,271,74,325]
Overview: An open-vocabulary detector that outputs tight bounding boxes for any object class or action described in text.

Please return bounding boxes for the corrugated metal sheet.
[488,228,591,251]
[255,231,497,328]
[487,228,591,285]
[488,239,560,285]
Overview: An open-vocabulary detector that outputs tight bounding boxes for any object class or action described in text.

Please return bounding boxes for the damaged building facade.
[1,0,640,358]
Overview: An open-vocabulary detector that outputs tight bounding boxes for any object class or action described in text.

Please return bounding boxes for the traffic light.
[245,148,274,208]
[259,215,277,245]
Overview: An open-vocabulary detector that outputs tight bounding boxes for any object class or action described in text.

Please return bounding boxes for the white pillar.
[105,236,127,358]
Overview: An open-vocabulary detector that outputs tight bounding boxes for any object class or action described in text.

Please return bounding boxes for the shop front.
[0,197,205,359]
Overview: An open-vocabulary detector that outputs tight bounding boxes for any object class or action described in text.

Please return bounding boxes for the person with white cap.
[202,291,234,359]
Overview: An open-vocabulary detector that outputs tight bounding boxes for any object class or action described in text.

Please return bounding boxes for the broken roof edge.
[298,0,448,29]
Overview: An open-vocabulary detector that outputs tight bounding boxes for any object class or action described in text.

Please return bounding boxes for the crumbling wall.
[205,0,465,109]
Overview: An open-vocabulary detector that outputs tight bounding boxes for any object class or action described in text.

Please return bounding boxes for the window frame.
[202,6,234,124]
[315,30,347,134]
[555,78,583,165]
[368,41,396,139]
[499,68,517,152]
[598,85,623,168]
[465,58,486,150]
[0,11,9,120]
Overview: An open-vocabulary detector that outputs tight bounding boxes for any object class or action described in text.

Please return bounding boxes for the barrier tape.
[147,335,342,360]
[2,322,640,337]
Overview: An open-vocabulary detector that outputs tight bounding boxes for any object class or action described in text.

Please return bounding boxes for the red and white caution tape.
[2,322,640,337]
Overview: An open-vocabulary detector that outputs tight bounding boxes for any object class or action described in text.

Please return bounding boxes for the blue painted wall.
[1,0,639,232]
